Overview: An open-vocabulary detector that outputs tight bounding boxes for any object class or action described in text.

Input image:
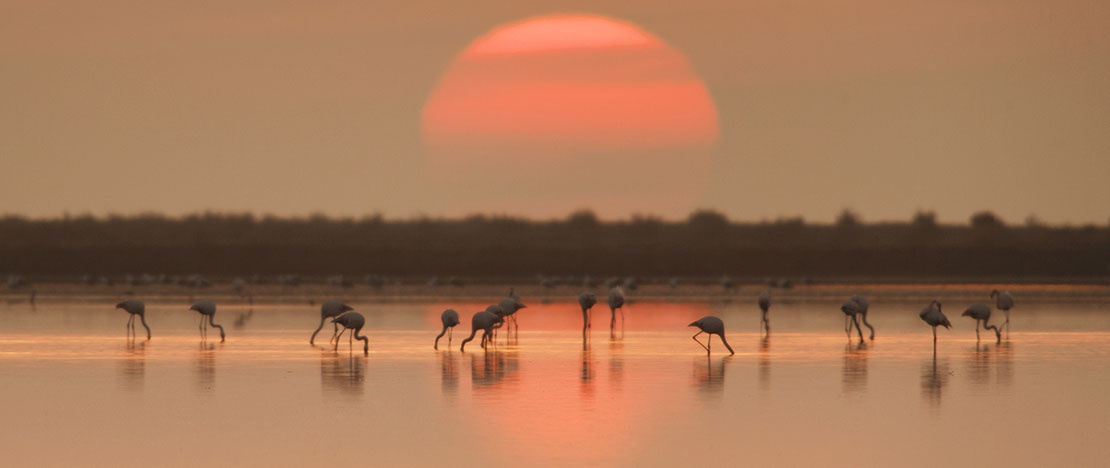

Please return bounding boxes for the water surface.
[1,286,1109,467]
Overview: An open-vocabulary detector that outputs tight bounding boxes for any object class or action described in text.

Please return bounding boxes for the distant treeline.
[0,210,1107,279]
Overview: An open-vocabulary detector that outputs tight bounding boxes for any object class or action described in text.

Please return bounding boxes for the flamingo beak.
[688,322,698,327]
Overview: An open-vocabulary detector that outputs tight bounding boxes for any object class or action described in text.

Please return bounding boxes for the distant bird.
[919,300,951,344]
[460,311,502,352]
[962,303,1001,342]
[434,309,460,350]
[668,277,680,288]
[991,290,1015,334]
[622,277,639,291]
[578,292,598,338]
[115,299,151,340]
[310,300,353,345]
[332,311,369,354]
[608,287,625,334]
[850,295,875,340]
[499,295,527,332]
[840,299,865,341]
[189,300,225,342]
[720,275,737,293]
[689,316,735,355]
[758,290,772,335]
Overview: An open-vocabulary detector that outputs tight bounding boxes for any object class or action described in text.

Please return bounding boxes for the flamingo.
[840,299,865,341]
[460,311,502,352]
[720,275,737,293]
[115,299,151,340]
[962,304,1001,342]
[919,300,951,344]
[578,292,597,338]
[332,311,369,354]
[189,301,225,342]
[499,295,527,332]
[850,294,875,340]
[608,287,625,334]
[757,290,771,335]
[689,316,735,356]
[991,290,1015,334]
[434,308,460,350]
[310,300,353,345]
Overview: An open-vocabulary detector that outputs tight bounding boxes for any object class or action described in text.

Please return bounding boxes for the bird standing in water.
[333,311,369,354]
[460,311,502,352]
[435,309,460,350]
[840,299,865,341]
[757,290,771,336]
[189,301,225,342]
[689,316,735,356]
[608,287,625,335]
[115,299,151,340]
[991,290,1015,335]
[578,292,597,339]
[310,300,353,345]
[919,300,951,345]
[850,295,875,340]
[962,303,1001,342]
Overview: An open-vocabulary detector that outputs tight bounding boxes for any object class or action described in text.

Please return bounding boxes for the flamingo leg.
[844,315,852,336]
[334,328,347,351]
[707,333,713,355]
[975,320,981,341]
[853,315,864,341]
[692,331,709,352]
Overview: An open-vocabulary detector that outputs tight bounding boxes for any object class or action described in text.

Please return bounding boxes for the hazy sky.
[2,1,1108,223]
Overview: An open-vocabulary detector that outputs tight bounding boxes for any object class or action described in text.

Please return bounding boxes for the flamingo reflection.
[117,340,146,392]
[439,351,459,396]
[758,337,771,392]
[469,350,517,388]
[194,343,216,393]
[321,352,366,396]
[841,340,869,394]
[920,353,952,409]
[692,355,729,398]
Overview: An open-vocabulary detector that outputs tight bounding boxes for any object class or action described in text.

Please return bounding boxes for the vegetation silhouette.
[0,210,1106,279]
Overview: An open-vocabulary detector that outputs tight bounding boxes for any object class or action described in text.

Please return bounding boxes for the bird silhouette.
[608,287,625,335]
[757,290,771,335]
[115,299,151,340]
[310,300,354,345]
[435,308,460,350]
[689,316,735,355]
[498,294,527,333]
[578,292,598,338]
[720,275,737,293]
[850,294,875,340]
[189,300,225,342]
[460,311,502,352]
[991,290,1015,335]
[332,311,369,354]
[840,299,865,341]
[919,300,951,345]
[962,303,1001,342]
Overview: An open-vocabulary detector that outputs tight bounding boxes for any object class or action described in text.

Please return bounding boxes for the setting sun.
[422,13,719,218]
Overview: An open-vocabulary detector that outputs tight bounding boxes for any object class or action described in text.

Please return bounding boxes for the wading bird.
[608,287,625,334]
[850,294,875,340]
[115,299,151,340]
[578,292,597,338]
[499,295,527,332]
[962,303,1001,342]
[460,311,502,352]
[840,299,865,341]
[333,311,369,354]
[189,300,225,342]
[689,316,735,356]
[757,290,771,335]
[310,300,353,345]
[991,290,1015,334]
[435,309,460,350]
[919,300,951,344]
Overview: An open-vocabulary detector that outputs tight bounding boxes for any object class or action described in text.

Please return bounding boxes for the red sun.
[421,13,719,219]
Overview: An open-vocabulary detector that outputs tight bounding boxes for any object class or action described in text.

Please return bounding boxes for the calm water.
[1,286,1109,467]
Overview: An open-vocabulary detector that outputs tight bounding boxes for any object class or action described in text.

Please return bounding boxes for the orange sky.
[1,1,1108,223]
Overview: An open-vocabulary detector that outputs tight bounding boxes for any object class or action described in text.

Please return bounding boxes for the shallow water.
[1,287,1109,467]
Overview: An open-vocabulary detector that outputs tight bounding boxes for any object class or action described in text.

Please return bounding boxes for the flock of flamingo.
[113,288,1016,355]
